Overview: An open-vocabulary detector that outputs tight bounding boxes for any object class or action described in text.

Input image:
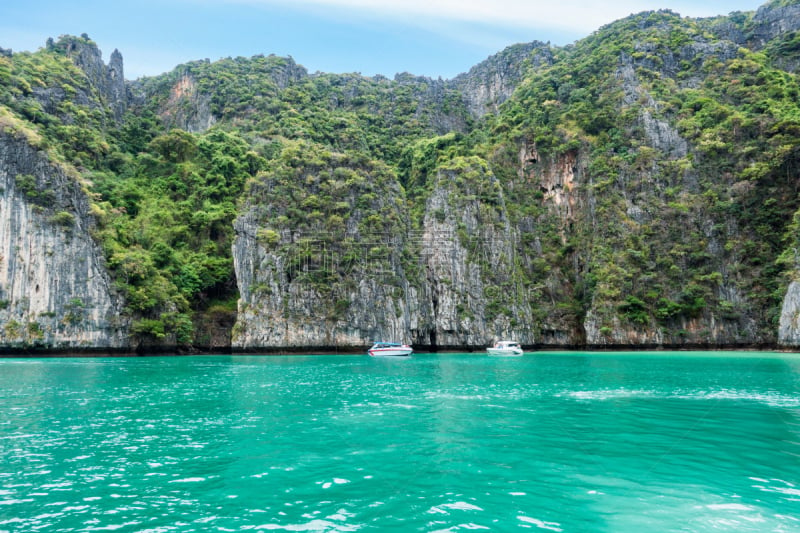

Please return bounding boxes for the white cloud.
[224,0,626,33]
[221,0,755,35]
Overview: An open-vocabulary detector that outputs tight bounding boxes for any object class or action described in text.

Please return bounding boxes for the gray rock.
[0,131,129,349]
[60,37,128,121]
[751,3,800,49]
[779,280,800,346]
[450,42,553,119]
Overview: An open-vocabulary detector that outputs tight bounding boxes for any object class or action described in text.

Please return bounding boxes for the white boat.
[487,340,523,356]
[368,342,413,357]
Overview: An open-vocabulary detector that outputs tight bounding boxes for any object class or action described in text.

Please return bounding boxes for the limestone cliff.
[231,148,535,351]
[157,71,217,133]
[0,127,129,350]
[3,0,800,354]
[779,281,800,346]
[450,42,553,119]
[231,148,415,350]
[137,55,309,134]
[48,35,128,121]
[749,1,800,49]
[415,163,536,347]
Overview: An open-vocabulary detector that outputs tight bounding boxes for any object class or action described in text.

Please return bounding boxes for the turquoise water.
[1,352,799,532]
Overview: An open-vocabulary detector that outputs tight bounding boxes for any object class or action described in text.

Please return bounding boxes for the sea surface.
[1,351,799,532]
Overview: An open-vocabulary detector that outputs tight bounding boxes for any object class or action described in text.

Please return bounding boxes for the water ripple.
[1,353,798,531]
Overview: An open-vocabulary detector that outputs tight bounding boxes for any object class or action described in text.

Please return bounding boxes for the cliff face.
[750,2,800,49]
[139,56,309,134]
[54,37,128,121]
[414,164,536,347]
[158,72,217,133]
[2,1,800,353]
[0,129,129,350]
[451,42,554,119]
[231,149,414,350]
[391,74,472,135]
[779,281,800,346]
[231,150,535,351]
[711,2,800,72]
[497,7,796,349]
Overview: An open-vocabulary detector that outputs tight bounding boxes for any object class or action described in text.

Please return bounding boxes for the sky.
[1,0,769,80]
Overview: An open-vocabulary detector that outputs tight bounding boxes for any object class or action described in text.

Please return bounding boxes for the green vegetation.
[91,128,263,342]
[479,8,800,339]
[2,5,800,347]
[243,139,408,318]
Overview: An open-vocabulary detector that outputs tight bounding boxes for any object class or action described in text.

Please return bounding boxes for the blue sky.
[1,0,769,80]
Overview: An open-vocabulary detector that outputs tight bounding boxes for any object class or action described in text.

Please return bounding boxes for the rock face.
[231,153,535,351]
[231,152,413,350]
[391,73,471,134]
[56,37,128,121]
[0,130,129,350]
[779,281,800,347]
[451,42,553,118]
[151,56,309,134]
[750,2,800,49]
[159,72,217,133]
[415,166,536,347]
[3,0,800,354]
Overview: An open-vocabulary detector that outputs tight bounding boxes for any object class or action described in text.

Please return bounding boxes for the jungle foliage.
[2,2,800,345]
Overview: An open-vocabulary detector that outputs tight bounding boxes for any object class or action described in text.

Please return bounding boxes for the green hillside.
[1,1,799,349]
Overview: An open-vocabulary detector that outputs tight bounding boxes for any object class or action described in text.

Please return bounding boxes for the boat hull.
[487,341,524,356]
[369,347,413,357]
[486,348,523,356]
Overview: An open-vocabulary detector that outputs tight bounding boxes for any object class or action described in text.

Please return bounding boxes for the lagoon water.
[1,351,799,532]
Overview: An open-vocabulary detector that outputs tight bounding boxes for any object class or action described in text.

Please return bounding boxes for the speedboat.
[368,342,413,357]
[487,340,523,356]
